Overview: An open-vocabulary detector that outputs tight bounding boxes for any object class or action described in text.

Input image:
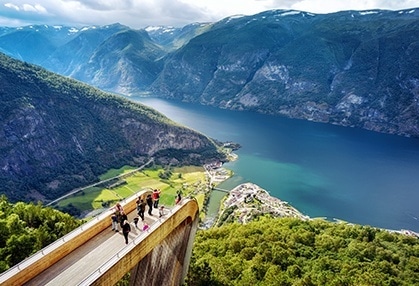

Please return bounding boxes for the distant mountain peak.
[145,25,176,33]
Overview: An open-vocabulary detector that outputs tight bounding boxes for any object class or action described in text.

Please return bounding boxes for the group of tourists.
[110,189,163,244]
[110,203,131,244]
[142,188,161,216]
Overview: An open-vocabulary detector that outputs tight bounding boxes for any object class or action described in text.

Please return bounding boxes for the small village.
[205,161,419,238]
[218,182,310,225]
[218,182,419,238]
[203,161,232,184]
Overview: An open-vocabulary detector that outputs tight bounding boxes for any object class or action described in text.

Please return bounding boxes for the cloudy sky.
[1,0,418,28]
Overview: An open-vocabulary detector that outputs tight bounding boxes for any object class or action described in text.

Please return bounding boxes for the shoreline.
[219,182,310,224]
[206,161,419,237]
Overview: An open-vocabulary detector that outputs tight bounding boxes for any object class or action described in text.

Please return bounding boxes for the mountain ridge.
[150,8,419,137]
[0,8,418,137]
[0,53,225,202]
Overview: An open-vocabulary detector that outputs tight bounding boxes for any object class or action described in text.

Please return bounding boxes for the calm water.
[135,97,419,232]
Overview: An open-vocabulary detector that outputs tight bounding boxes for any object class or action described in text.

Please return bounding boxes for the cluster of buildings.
[220,182,310,224]
[204,161,231,183]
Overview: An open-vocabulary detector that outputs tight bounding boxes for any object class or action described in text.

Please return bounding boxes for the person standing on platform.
[146,194,153,215]
[119,211,128,228]
[111,202,124,222]
[133,217,139,229]
[122,220,131,244]
[175,190,182,205]
[152,189,161,208]
[111,212,119,232]
[137,199,146,221]
[113,202,124,214]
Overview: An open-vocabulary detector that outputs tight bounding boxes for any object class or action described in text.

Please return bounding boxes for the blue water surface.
[135,97,419,232]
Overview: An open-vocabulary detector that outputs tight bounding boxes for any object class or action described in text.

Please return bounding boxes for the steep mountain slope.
[0,23,163,95]
[145,22,212,51]
[151,9,419,137]
[71,29,165,95]
[0,24,84,65]
[42,23,129,76]
[0,53,224,202]
[0,27,56,64]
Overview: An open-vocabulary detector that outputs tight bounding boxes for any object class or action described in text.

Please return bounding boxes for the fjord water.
[136,97,419,232]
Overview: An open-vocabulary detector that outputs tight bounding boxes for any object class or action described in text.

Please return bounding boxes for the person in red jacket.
[175,190,182,205]
[152,189,161,208]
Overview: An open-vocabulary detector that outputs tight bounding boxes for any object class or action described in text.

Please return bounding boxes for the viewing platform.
[0,190,199,286]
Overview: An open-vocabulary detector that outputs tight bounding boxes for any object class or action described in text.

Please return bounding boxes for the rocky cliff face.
[0,53,224,202]
[150,9,419,137]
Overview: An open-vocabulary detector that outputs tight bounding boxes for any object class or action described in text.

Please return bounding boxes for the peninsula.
[216,182,309,226]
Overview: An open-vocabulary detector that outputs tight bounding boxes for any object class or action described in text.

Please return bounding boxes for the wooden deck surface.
[24,209,159,286]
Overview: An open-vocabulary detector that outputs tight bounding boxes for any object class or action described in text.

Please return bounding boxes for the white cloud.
[178,0,271,17]
[22,4,36,12]
[1,0,418,28]
[75,0,134,11]
[4,3,20,11]
[34,4,47,14]
[292,0,379,13]
[4,3,48,14]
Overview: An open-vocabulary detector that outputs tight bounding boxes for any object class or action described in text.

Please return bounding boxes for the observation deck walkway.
[0,190,199,286]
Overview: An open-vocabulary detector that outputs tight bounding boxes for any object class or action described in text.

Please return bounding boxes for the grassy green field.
[56,166,208,215]
[98,165,137,181]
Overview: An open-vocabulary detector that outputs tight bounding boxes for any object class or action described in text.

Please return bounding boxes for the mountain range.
[1,8,418,137]
[0,53,224,202]
[1,9,419,138]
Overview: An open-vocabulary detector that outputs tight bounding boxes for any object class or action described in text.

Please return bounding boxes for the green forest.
[0,196,82,272]
[1,198,418,285]
[186,216,419,286]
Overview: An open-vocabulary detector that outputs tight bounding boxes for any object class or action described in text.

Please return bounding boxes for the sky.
[0,0,418,29]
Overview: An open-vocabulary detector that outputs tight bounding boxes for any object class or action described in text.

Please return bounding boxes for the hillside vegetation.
[0,53,225,202]
[1,197,418,285]
[0,196,82,272]
[186,217,419,286]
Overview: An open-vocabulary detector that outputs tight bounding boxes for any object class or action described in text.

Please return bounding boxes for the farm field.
[56,165,209,217]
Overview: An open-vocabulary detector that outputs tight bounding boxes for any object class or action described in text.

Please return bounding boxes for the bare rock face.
[0,54,224,202]
[150,9,419,138]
